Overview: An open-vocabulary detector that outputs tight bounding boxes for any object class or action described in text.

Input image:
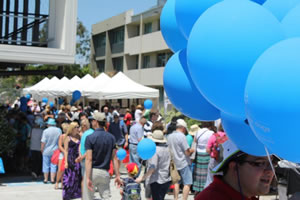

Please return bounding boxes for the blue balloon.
[70,99,75,106]
[20,97,28,112]
[175,0,222,39]
[221,112,267,156]
[264,0,300,21]
[164,49,220,121]
[116,148,127,161]
[245,38,300,162]
[72,90,81,101]
[137,138,156,160]
[25,94,31,99]
[42,97,48,103]
[49,102,54,108]
[58,98,64,105]
[144,99,153,110]
[251,0,267,4]
[187,0,284,118]
[160,0,187,52]
[282,3,300,38]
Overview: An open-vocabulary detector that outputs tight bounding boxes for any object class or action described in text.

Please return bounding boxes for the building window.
[96,60,105,72]
[93,33,106,57]
[142,55,150,68]
[112,57,123,72]
[157,52,173,67]
[136,25,140,36]
[135,55,139,69]
[144,22,152,34]
[110,27,124,53]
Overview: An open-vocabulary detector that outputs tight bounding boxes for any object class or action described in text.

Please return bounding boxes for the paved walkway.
[0,175,280,200]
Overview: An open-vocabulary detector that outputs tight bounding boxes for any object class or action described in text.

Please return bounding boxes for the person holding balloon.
[136,130,171,200]
[129,117,147,177]
[195,140,277,200]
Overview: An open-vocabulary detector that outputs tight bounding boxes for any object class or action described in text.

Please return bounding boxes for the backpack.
[122,178,141,200]
[211,132,228,162]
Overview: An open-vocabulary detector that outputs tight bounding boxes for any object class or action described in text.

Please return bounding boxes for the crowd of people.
[1,97,277,200]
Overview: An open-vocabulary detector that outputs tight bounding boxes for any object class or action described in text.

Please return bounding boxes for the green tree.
[76,20,91,64]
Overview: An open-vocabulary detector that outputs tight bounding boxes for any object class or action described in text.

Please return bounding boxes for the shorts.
[179,165,193,185]
[42,155,57,173]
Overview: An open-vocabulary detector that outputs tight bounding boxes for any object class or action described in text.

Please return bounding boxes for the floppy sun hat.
[149,130,167,143]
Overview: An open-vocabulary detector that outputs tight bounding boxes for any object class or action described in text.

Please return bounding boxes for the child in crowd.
[120,163,141,200]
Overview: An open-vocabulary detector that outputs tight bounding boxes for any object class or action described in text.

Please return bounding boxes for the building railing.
[0,12,49,47]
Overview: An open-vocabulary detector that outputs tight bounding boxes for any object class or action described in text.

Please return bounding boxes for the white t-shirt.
[135,109,142,123]
[195,128,214,153]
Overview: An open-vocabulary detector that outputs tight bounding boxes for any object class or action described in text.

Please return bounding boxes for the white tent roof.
[46,76,70,96]
[85,73,111,97]
[23,77,49,95]
[99,72,159,99]
[37,76,60,96]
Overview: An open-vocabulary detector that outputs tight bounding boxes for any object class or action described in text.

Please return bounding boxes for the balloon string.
[264,146,277,182]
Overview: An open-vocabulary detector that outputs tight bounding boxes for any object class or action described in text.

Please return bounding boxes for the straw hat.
[149,130,167,143]
[189,124,200,136]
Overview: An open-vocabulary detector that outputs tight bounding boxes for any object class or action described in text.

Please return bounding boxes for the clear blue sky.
[77,0,158,33]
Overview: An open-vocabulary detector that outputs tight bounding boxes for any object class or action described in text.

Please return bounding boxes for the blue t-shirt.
[85,128,116,170]
[41,126,62,156]
[129,123,144,144]
[80,128,94,156]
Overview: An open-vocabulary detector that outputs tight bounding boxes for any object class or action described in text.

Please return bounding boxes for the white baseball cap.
[176,119,188,129]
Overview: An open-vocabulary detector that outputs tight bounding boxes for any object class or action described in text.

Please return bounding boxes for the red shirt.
[124,113,132,126]
[195,176,259,200]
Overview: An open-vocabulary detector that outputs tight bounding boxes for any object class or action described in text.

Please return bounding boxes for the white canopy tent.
[84,73,111,97]
[96,72,159,100]
[23,77,49,95]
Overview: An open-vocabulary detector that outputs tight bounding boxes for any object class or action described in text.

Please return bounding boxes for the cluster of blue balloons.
[161,0,300,161]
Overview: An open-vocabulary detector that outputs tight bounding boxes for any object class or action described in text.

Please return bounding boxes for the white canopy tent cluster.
[23,72,159,102]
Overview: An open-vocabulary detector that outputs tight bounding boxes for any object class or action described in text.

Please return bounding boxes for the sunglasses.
[242,159,278,170]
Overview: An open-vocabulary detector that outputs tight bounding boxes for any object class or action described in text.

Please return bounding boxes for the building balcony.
[124,31,168,55]
[125,67,164,86]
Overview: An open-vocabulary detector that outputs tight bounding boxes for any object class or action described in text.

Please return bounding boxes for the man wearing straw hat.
[195,140,277,200]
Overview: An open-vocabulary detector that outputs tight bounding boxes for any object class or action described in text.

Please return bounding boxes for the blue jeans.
[129,144,141,176]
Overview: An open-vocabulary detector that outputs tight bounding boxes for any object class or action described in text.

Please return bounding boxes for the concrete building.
[0,0,77,76]
[90,0,170,107]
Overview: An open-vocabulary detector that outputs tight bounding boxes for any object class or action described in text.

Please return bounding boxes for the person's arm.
[112,148,122,187]
[124,133,129,149]
[58,135,64,152]
[41,142,45,154]
[185,148,194,156]
[85,149,94,191]
[64,137,69,169]
[136,168,155,183]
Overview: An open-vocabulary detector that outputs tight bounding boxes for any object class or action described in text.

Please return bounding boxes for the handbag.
[168,146,181,184]
[0,157,5,174]
[51,149,60,165]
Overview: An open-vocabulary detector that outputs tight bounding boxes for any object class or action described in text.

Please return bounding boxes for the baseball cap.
[90,112,106,122]
[212,140,244,173]
[126,163,139,176]
[176,119,187,129]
